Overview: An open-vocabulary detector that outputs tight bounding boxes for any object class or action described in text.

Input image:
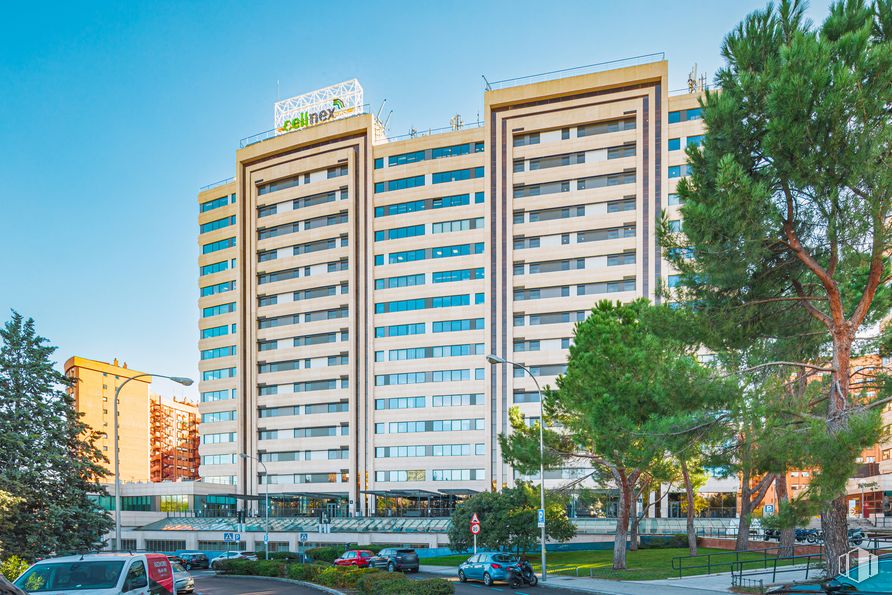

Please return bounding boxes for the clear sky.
[0,0,834,399]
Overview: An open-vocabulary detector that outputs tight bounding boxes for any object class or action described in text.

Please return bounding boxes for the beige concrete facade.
[196,60,709,515]
[65,356,152,483]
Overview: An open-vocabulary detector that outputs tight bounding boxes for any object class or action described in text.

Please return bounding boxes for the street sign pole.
[473,533,477,554]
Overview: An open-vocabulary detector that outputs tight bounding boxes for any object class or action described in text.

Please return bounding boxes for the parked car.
[333,550,374,568]
[13,552,174,594]
[172,562,195,593]
[178,552,209,570]
[166,554,184,566]
[211,551,253,569]
[368,548,419,573]
[236,550,258,561]
[458,552,519,586]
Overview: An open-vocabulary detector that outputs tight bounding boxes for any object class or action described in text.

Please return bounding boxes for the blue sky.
[0,0,834,399]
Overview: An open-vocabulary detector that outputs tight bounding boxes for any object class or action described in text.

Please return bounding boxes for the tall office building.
[196,58,710,517]
[65,357,152,483]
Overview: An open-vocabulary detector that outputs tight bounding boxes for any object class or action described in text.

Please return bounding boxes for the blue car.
[458,553,518,586]
[767,554,892,593]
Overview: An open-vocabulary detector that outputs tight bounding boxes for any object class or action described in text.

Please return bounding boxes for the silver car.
[172,562,194,593]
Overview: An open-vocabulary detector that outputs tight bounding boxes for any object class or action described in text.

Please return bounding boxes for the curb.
[211,573,346,594]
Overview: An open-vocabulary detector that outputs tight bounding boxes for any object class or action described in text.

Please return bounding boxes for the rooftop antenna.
[277,80,280,102]
[409,127,418,138]
[450,114,463,131]
[383,109,393,130]
[376,99,388,121]
[687,64,698,94]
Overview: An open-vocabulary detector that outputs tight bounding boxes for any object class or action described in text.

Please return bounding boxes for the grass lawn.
[422,547,804,581]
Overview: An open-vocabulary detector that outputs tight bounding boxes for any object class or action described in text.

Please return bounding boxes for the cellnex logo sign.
[274,80,364,136]
[278,98,344,132]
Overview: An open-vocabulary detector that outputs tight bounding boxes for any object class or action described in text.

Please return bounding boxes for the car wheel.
[184,563,191,570]
[483,572,493,586]
[458,570,467,582]
[387,562,395,572]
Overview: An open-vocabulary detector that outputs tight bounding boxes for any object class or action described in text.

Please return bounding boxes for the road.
[191,571,322,595]
[413,571,588,595]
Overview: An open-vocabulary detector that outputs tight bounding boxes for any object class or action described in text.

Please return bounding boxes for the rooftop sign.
[274,79,363,134]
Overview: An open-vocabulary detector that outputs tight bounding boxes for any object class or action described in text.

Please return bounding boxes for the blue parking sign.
[537,508,545,528]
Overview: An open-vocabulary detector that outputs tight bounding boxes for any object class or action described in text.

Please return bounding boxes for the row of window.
[513,197,635,227]
[201,280,236,297]
[200,215,236,234]
[375,142,484,168]
[513,117,636,147]
[203,432,236,444]
[374,167,484,193]
[374,217,484,242]
[202,302,236,318]
[259,449,348,462]
[257,166,347,196]
[258,354,348,373]
[514,171,636,199]
[259,425,349,440]
[375,343,485,362]
[373,318,484,337]
[258,259,348,285]
[375,468,485,482]
[202,237,236,255]
[375,192,484,217]
[374,293,482,314]
[379,242,484,266]
[258,212,348,240]
[259,331,348,352]
[200,259,236,277]
[259,402,348,418]
[258,235,347,263]
[202,410,236,423]
[201,388,237,402]
[515,279,636,301]
[258,283,348,307]
[260,472,348,485]
[257,188,348,219]
[374,418,484,434]
[374,368,485,386]
[668,108,703,124]
[372,393,485,410]
[258,378,349,395]
[668,135,704,151]
[514,311,588,326]
[668,164,693,178]
[200,193,235,213]
[202,367,236,381]
[375,443,486,458]
[258,307,348,329]
[201,323,236,339]
[201,345,236,360]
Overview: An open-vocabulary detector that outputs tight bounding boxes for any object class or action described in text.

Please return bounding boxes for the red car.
[333,550,374,567]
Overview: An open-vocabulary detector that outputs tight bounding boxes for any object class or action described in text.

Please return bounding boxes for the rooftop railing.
[386,119,484,142]
[483,52,666,92]
[199,177,235,192]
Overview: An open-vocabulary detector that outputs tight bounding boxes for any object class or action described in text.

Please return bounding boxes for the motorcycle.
[507,560,538,588]
[848,527,865,546]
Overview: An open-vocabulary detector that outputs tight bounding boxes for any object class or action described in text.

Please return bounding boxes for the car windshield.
[492,554,518,563]
[172,563,185,573]
[360,551,373,558]
[15,561,125,592]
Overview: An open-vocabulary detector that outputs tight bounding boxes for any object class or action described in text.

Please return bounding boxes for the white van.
[13,553,174,595]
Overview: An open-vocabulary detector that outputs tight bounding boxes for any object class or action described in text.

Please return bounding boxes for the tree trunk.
[681,458,698,556]
[736,461,752,551]
[629,496,639,551]
[775,474,795,558]
[821,333,854,575]
[612,479,630,570]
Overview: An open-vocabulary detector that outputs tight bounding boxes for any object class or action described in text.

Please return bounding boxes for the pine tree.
[0,311,112,559]
[662,0,892,571]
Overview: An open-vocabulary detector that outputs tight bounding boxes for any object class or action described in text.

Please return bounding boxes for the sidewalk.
[419,565,733,595]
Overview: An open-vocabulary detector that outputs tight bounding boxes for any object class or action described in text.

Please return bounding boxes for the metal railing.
[386,120,484,142]
[732,576,766,594]
[483,52,665,91]
[199,177,235,191]
[671,544,822,579]
[730,552,824,584]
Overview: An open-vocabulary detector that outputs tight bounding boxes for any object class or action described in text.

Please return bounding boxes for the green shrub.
[640,534,689,549]
[356,570,410,594]
[411,578,454,594]
[215,559,255,575]
[370,576,454,595]
[0,556,30,581]
[286,563,321,582]
[314,566,379,589]
[305,546,343,563]
[254,560,285,577]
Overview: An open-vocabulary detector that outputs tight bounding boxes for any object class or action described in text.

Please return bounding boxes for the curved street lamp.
[485,354,548,582]
[112,372,193,549]
[240,452,270,560]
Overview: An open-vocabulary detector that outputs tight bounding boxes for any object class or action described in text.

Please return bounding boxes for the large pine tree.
[662,0,892,572]
[0,312,112,559]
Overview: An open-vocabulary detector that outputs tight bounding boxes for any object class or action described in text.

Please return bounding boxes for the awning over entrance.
[438,488,479,496]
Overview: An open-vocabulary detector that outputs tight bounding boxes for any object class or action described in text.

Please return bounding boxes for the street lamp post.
[241,453,270,560]
[486,354,548,582]
[112,372,193,550]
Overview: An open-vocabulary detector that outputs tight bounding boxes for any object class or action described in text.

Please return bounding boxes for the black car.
[178,552,210,569]
[369,548,419,573]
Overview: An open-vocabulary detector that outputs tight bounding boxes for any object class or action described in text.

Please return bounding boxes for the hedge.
[640,534,689,549]
[218,559,453,593]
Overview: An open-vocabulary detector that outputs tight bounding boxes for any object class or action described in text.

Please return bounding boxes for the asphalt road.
[413,571,586,595]
[191,571,321,595]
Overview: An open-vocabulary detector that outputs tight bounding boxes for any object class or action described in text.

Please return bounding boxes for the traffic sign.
[264,533,269,543]
[470,513,480,524]
[470,523,481,535]
[537,508,545,528]
[223,532,241,542]
[299,533,309,543]
[764,504,775,515]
